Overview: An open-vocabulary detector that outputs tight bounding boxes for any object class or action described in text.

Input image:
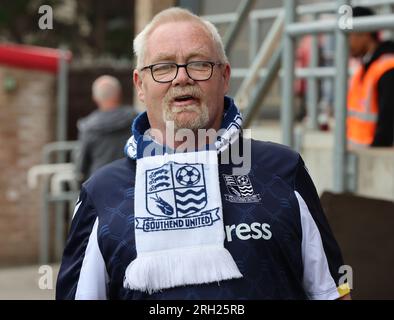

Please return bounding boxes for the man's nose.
[172,66,194,86]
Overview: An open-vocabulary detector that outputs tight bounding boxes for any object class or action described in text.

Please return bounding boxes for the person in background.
[76,75,137,182]
[347,6,394,147]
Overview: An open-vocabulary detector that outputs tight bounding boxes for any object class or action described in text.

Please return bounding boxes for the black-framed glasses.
[140,61,222,83]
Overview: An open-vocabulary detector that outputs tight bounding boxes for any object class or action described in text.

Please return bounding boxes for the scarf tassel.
[123,246,243,294]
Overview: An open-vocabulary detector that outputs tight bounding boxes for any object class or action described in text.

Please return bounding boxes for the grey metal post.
[281,0,296,147]
[382,3,393,39]
[249,16,259,65]
[306,13,319,129]
[40,177,50,264]
[224,0,256,54]
[57,48,68,147]
[333,0,349,193]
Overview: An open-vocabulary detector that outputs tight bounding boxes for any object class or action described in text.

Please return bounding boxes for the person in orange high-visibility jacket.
[347,6,394,147]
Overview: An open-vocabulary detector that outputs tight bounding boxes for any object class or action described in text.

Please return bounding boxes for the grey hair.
[133,7,228,69]
[92,75,122,101]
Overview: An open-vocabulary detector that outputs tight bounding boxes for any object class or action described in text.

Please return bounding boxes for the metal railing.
[203,0,394,194]
[28,141,80,264]
[281,0,394,192]
[236,10,284,111]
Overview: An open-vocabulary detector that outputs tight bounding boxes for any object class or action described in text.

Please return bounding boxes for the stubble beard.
[162,87,210,131]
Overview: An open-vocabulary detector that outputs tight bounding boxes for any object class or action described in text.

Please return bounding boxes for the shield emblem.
[223,174,255,196]
[146,162,207,218]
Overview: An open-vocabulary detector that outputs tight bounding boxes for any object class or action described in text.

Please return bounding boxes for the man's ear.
[222,63,231,95]
[133,69,145,103]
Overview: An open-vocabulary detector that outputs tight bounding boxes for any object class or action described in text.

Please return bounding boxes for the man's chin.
[173,113,200,129]
[163,112,204,130]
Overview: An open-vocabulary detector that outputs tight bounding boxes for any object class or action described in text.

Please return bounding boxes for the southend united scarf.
[123,97,243,293]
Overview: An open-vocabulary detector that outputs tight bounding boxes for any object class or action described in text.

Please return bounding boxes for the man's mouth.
[172,95,199,106]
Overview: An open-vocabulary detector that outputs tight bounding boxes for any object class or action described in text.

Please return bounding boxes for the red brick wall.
[0,66,56,266]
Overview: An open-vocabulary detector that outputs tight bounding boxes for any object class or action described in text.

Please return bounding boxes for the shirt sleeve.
[294,159,351,300]
[56,187,109,300]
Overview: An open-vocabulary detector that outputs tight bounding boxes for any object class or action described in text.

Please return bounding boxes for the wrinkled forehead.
[144,21,217,63]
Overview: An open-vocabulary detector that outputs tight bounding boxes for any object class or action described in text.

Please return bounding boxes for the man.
[347,6,394,147]
[76,75,137,181]
[57,8,350,300]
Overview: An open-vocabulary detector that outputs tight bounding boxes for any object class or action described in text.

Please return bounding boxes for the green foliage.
[0,0,134,59]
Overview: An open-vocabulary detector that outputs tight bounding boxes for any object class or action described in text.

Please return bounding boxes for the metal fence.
[28,141,80,264]
[205,0,394,193]
[281,0,394,192]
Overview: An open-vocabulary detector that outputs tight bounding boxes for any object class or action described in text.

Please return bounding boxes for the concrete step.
[250,123,394,202]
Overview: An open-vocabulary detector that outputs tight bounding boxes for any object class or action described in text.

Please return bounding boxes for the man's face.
[134,21,231,133]
[349,32,370,58]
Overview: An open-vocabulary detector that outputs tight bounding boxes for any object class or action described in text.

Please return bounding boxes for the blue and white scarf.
[124,97,243,293]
